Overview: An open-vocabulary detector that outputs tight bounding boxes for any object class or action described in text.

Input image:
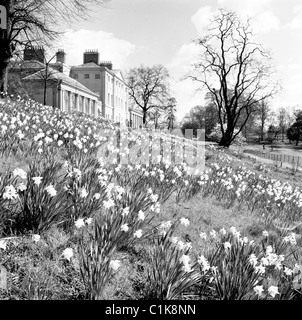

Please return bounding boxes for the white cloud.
[217,0,275,16]
[286,5,302,30]
[54,29,137,69]
[253,11,280,33]
[191,6,218,35]
[170,78,205,121]
[167,43,200,78]
[191,1,280,35]
[167,42,207,120]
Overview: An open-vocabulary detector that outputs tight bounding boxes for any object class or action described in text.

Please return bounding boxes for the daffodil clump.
[1,96,302,300]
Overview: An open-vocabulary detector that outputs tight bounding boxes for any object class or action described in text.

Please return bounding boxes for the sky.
[54,0,302,121]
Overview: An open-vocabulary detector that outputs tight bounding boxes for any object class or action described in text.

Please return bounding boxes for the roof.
[23,67,99,97]
[112,69,125,82]
[71,62,101,69]
[9,60,46,70]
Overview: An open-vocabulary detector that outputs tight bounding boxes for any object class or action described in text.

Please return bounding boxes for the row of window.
[73,73,101,80]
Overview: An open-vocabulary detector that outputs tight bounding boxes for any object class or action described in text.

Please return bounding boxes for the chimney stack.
[83,49,99,65]
[56,49,66,64]
[99,61,113,70]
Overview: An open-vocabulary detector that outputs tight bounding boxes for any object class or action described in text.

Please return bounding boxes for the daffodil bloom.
[93,193,101,200]
[32,177,43,186]
[182,263,193,273]
[284,267,293,276]
[103,199,115,209]
[17,183,27,192]
[62,248,74,261]
[79,188,88,198]
[45,185,57,197]
[198,255,210,272]
[137,210,145,221]
[219,228,227,236]
[253,285,264,297]
[180,218,190,227]
[268,286,279,298]
[248,254,258,267]
[134,229,143,239]
[109,260,121,271]
[199,232,207,240]
[3,185,18,200]
[75,218,85,229]
[122,207,130,217]
[32,234,41,243]
[262,230,269,238]
[266,246,273,255]
[121,224,129,232]
[13,168,27,180]
[210,230,217,239]
[224,242,232,250]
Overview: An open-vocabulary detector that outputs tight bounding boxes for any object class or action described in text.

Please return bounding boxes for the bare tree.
[188,9,278,147]
[126,65,170,126]
[277,107,288,142]
[165,97,177,131]
[0,0,109,94]
[258,100,270,142]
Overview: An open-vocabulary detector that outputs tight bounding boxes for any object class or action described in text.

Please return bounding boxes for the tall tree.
[277,107,288,142]
[0,0,109,94]
[258,100,270,142]
[188,9,278,147]
[287,111,302,146]
[165,97,177,131]
[127,65,170,125]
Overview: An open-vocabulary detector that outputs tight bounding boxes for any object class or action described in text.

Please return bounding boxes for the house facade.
[23,68,101,117]
[70,50,132,126]
[9,47,144,126]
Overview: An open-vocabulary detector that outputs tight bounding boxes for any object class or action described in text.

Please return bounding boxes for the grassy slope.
[1,143,302,299]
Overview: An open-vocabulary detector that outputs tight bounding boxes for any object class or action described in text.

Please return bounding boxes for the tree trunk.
[0,1,14,96]
[219,129,232,147]
[143,109,147,125]
[0,60,9,95]
[0,31,11,95]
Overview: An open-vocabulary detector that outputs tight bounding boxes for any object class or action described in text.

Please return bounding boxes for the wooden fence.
[244,149,302,167]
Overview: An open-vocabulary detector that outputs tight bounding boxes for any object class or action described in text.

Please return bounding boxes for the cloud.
[253,10,280,33]
[217,0,275,16]
[167,43,200,78]
[166,42,207,120]
[286,5,302,30]
[170,78,205,121]
[191,1,280,35]
[191,6,218,35]
[54,29,137,69]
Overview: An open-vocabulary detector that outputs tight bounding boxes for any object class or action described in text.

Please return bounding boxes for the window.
[74,74,78,79]
[84,74,90,79]
[95,74,100,79]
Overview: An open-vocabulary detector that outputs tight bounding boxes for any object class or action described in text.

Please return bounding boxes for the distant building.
[9,46,144,126]
[11,46,101,117]
[129,107,143,129]
[23,67,100,117]
[70,50,142,126]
